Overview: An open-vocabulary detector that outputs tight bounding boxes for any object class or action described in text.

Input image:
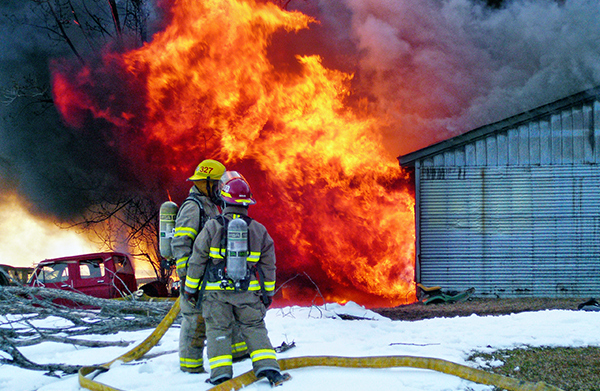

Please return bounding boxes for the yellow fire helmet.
[187,159,226,181]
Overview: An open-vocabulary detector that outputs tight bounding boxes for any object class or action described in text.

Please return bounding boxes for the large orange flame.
[52,0,415,307]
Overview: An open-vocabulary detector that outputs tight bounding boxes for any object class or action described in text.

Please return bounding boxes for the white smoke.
[296,0,600,154]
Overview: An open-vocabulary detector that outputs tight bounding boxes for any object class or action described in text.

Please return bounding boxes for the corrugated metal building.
[398,87,600,298]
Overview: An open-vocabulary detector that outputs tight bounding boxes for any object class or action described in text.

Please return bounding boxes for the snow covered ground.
[2,302,599,391]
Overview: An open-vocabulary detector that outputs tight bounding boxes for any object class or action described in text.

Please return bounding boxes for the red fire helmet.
[220,173,257,205]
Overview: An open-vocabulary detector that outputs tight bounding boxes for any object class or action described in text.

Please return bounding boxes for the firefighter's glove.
[182,290,198,307]
[262,295,273,308]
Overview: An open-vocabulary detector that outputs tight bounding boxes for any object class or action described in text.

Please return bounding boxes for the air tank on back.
[226,218,249,282]
[159,201,179,259]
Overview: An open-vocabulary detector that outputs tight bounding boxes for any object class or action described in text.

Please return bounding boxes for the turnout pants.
[202,291,280,382]
[179,295,248,372]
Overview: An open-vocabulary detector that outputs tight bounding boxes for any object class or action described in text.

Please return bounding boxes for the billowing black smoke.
[0,0,164,220]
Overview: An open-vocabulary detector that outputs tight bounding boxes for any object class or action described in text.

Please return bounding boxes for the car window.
[80,260,105,279]
[39,263,69,283]
[114,256,134,274]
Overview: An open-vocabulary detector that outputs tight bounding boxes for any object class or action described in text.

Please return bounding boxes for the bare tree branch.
[107,0,122,37]
[68,0,95,51]
[276,272,327,308]
[45,0,84,64]
[11,334,131,348]
[81,0,115,39]
[0,335,81,375]
[0,285,177,373]
[0,286,173,328]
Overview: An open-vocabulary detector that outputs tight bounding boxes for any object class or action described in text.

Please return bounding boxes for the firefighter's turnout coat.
[185,205,279,382]
[171,187,247,372]
[172,186,220,279]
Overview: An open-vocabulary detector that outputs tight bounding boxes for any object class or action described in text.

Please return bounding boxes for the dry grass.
[468,346,600,391]
[372,297,599,391]
[373,297,584,321]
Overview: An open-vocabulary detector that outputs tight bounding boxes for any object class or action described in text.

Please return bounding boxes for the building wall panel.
[418,164,600,298]
[402,92,600,298]
[414,98,600,297]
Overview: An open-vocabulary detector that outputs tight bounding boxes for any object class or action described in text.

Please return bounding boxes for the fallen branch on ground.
[0,335,81,376]
[0,285,176,374]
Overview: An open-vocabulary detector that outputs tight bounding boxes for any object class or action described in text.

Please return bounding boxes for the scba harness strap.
[195,214,270,308]
[211,214,254,289]
[205,262,253,292]
[179,193,208,228]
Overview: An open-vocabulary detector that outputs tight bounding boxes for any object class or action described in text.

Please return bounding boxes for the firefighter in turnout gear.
[172,160,248,373]
[184,172,288,386]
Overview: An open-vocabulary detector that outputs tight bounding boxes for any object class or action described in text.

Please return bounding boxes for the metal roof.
[398,85,600,167]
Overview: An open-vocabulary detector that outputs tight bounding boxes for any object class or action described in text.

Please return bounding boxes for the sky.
[1,301,599,391]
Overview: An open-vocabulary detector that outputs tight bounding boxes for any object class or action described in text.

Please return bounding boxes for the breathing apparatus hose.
[78,298,564,391]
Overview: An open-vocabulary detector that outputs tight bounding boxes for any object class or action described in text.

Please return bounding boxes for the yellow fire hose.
[78,298,564,391]
[210,356,564,391]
